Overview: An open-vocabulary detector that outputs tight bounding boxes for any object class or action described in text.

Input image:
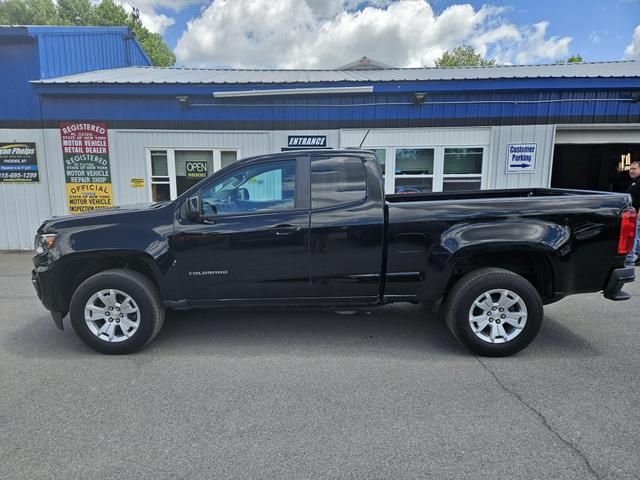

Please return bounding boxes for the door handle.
[272,224,303,236]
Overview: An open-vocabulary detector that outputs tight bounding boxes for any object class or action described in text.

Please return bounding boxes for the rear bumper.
[603,267,635,301]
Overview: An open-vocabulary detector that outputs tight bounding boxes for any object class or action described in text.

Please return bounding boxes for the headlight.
[34,234,57,254]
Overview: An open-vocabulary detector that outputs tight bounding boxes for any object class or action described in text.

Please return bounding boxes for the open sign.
[185,160,208,178]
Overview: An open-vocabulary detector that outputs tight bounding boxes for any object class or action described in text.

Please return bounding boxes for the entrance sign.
[287,135,327,148]
[0,143,39,183]
[507,143,537,173]
[60,122,113,213]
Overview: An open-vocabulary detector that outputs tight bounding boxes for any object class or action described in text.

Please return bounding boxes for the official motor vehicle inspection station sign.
[0,142,39,183]
[60,122,113,214]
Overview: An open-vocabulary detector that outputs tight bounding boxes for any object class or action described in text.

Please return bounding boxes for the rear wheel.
[443,268,543,357]
[69,269,164,354]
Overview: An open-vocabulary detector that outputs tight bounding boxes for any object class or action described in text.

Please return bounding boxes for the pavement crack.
[475,357,602,480]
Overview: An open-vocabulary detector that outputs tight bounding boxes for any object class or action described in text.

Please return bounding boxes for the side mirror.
[185,194,201,221]
[237,187,250,200]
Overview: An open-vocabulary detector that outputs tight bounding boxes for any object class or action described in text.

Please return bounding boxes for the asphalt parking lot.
[1,252,638,480]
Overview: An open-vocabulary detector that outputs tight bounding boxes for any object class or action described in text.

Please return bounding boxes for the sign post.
[60,122,113,214]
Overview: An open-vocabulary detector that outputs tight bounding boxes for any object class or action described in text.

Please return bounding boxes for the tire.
[443,268,543,357]
[69,269,165,354]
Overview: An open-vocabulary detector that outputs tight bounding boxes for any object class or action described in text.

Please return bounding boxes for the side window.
[200,160,296,215]
[311,156,367,209]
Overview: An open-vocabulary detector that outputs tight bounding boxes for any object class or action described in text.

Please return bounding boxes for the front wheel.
[443,268,543,357]
[69,269,165,354]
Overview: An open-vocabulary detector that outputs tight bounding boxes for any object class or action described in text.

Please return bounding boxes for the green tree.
[127,10,175,66]
[93,0,128,27]
[0,0,175,66]
[0,0,29,24]
[24,0,59,24]
[57,0,93,25]
[555,54,584,64]
[435,45,496,67]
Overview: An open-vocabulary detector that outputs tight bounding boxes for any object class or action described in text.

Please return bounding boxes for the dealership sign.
[507,143,537,173]
[0,143,39,183]
[287,135,327,148]
[60,122,113,214]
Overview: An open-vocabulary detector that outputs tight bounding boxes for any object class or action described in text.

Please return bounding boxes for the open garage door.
[551,128,640,192]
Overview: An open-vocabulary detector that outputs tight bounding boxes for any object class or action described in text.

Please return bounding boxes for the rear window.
[311,156,367,209]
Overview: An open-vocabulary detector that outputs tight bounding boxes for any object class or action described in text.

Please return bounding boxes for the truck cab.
[173,150,385,305]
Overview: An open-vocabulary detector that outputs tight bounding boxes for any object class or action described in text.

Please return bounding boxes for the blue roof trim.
[0,26,29,37]
[0,25,133,36]
[27,26,131,35]
[31,77,640,96]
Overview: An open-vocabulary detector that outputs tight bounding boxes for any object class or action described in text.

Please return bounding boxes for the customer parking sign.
[507,143,537,173]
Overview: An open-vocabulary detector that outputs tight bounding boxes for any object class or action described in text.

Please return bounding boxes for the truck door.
[309,154,385,302]
[172,155,311,301]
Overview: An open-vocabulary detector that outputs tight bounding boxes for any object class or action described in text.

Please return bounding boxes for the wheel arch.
[56,251,163,313]
[440,248,557,304]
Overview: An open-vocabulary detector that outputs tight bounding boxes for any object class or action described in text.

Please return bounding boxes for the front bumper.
[603,267,635,301]
[32,261,67,330]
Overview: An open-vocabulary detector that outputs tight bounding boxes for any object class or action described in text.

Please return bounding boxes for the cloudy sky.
[124,0,640,68]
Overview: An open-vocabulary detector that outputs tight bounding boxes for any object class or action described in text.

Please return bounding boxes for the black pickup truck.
[32,150,636,356]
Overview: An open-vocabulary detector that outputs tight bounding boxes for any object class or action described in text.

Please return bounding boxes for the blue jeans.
[626,218,640,264]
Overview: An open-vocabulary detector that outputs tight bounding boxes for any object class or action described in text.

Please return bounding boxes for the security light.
[413,92,427,104]
[176,96,191,107]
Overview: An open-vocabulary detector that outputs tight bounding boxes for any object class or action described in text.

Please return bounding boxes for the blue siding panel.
[0,38,43,121]
[0,26,150,124]
[36,29,150,79]
[33,88,640,129]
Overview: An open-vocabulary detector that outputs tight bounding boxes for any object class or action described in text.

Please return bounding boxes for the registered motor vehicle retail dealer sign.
[60,122,113,214]
[507,143,537,173]
[0,143,39,183]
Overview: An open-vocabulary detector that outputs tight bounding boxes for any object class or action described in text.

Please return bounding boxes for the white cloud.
[114,0,206,34]
[140,11,174,34]
[174,0,573,68]
[514,22,571,64]
[624,25,640,59]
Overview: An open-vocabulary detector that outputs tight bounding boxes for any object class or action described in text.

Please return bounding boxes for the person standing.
[626,161,640,266]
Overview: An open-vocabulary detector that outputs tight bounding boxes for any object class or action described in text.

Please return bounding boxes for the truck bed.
[383,187,632,304]
[385,187,620,203]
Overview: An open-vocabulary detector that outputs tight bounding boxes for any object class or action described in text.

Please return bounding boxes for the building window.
[147,148,240,201]
[150,150,171,201]
[394,148,434,193]
[443,147,483,191]
[175,150,214,197]
[221,150,238,169]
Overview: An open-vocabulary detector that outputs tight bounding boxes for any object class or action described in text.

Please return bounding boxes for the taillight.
[618,208,637,255]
